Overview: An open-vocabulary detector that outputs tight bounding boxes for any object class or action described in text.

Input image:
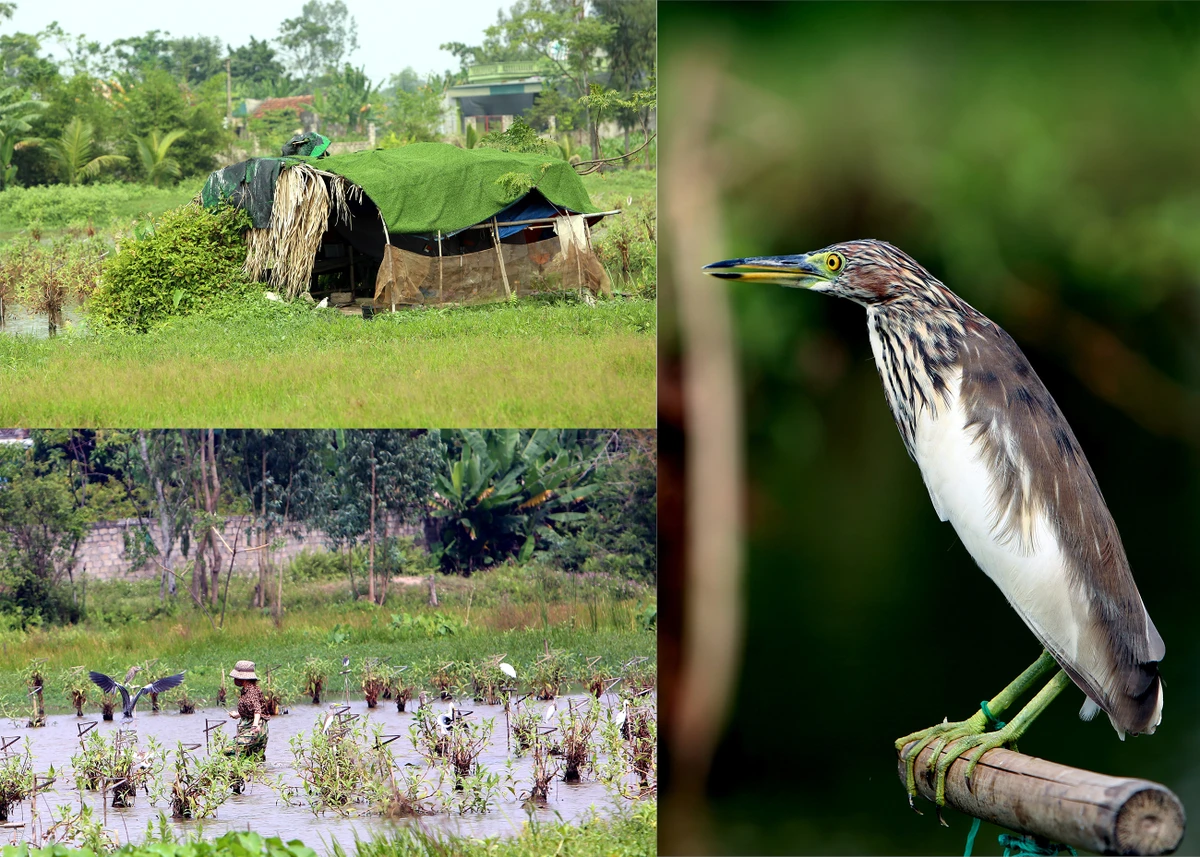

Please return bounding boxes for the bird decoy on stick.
[89,669,186,718]
[705,240,1165,811]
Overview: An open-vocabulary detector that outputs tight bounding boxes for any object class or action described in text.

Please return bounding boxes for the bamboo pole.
[438,230,444,303]
[380,211,394,313]
[492,218,512,299]
[897,742,1185,855]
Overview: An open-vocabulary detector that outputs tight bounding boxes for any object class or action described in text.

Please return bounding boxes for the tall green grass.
[0,297,655,426]
[0,183,201,237]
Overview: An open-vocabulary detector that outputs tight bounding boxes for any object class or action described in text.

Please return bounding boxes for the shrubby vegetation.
[88,204,256,331]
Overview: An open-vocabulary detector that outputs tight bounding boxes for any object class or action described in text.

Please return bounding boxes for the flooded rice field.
[1,692,647,852]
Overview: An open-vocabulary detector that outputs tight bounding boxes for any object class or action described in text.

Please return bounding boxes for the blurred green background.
[660,2,1200,855]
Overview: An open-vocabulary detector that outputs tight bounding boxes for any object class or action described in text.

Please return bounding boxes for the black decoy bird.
[89,669,186,718]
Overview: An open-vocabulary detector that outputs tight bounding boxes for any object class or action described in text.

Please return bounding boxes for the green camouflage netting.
[298,142,600,234]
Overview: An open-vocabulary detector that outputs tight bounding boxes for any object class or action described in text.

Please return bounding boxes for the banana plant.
[433,430,600,572]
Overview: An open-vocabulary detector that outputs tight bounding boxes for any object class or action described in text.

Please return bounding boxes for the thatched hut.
[200,143,617,310]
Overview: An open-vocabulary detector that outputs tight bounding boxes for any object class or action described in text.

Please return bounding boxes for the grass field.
[0,295,655,425]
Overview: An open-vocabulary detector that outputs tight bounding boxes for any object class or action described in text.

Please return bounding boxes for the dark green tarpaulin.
[299,142,600,235]
[200,158,288,229]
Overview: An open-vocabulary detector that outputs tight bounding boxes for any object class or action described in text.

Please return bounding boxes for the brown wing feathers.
[959,322,1163,734]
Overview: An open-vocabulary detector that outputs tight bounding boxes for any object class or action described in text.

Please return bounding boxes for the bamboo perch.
[897,742,1185,855]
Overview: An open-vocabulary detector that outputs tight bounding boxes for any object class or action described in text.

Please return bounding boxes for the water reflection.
[0,304,85,338]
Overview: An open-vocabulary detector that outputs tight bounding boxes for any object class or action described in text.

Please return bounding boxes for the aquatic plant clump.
[69,730,163,807]
[0,743,34,820]
[559,700,600,783]
[289,713,394,815]
[302,657,326,705]
[167,741,252,819]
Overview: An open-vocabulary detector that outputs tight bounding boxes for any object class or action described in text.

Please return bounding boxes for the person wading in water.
[227,660,269,760]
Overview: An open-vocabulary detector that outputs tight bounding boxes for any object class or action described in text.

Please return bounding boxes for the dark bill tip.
[702,258,753,271]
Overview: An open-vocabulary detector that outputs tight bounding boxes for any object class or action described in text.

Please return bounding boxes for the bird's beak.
[703,254,828,288]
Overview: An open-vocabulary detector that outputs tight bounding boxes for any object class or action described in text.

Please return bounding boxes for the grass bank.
[343,801,656,857]
[0,295,655,426]
[0,564,657,713]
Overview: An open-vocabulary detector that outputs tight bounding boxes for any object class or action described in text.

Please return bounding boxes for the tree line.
[0,0,655,189]
[0,429,657,626]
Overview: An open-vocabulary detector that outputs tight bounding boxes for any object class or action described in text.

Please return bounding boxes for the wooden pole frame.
[492,218,512,299]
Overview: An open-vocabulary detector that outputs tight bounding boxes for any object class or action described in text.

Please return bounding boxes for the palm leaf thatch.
[244,163,359,299]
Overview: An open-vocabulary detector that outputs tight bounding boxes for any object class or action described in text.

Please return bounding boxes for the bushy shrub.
[88,204,257,332]
[287,549,347,582]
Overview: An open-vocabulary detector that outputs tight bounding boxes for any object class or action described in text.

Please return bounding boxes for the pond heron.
[705,239,1164,809]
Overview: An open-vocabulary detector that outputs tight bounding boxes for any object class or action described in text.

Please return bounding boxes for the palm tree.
[42,117,128,185]
[0,85,47,189]
[316,64,379,133]
[133,129,186,187]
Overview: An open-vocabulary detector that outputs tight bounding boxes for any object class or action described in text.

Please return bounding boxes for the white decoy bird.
[89,669,186,718]
[612,699,631,740]
[707,240,1165,810]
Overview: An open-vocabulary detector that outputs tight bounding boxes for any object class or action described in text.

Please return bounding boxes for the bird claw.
[937,806,949,828]
[907,793,923,816]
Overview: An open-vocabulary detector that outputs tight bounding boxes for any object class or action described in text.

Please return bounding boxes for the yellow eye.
[827,253,843,273]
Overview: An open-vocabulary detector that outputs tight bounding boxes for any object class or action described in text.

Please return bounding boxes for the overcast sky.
[6,0,510,83]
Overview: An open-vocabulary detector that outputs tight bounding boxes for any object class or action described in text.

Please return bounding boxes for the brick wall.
[74,514,425,581]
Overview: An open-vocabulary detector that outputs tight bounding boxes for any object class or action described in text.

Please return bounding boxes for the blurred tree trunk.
[368,456,377,604]
[137,430,177,600]
[206,430,222,606]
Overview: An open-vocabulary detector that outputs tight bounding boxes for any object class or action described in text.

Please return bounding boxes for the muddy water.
[0,304,85,338]
[3,694,633,851]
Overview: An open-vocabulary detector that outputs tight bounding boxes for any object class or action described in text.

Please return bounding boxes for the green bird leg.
[932,669,1073,805]
[895,651,1059,811]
